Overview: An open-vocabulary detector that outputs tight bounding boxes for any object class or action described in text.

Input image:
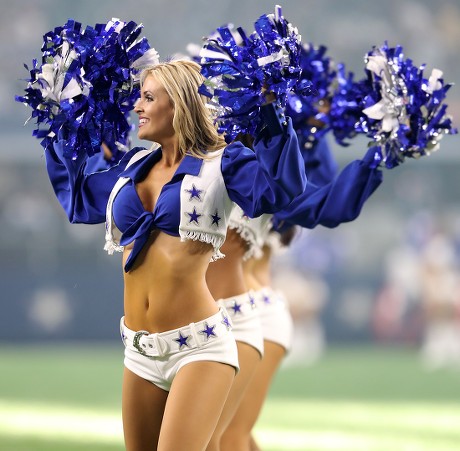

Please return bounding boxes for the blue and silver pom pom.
[16,18,159,160]
[285,43,337,149]
[360,42,457,168]
[199,5,312,142]
[326,63,374,147]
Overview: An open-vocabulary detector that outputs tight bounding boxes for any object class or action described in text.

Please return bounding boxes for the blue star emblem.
[185,184,203,201]
[174,331,191,349]
[120,330,127,344]
[263,294,271,304]
[231,300,242,315]
[199,322,217,340]
[187,207,202,225]
[249,295,256,309]
[210,210,221,227]
[221,314,232,331]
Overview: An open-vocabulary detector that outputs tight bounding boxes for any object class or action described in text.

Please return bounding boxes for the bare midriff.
[206,228,249,301]
[122,230,218,333]
[243,244,272,291]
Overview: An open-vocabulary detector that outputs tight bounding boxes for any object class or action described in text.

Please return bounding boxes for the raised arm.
[45,139,138,224]
[301,137,339,187]
[221,102,307,218]
[273,147,383,230]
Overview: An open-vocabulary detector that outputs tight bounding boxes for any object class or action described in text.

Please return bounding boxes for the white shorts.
[253,287,293,352]
[121,308,239,391]
[217,292,264,357]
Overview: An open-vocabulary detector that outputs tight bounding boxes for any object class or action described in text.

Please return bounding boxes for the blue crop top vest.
[112,181,151,234]
[112,148,182,237]
[228,136,340,258]
[229,136,384,252]
[44,103,308,272]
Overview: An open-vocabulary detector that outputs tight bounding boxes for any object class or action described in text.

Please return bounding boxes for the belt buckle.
[133,330,150,356]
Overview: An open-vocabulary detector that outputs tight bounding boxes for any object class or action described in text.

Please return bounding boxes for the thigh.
[246,340,286,411]
[222,340,286,444]
[122,367,169,451]
[249,434,262,451]
[158,360,235,451]
[208,342,261,450]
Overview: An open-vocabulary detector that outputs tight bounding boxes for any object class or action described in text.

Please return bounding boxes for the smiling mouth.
[139,118,149,127]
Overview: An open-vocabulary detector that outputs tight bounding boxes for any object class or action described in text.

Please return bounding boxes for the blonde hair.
[140,60,226,158]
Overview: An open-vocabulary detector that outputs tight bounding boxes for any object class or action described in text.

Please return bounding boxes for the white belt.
[217,292,257,317]
[120,308,233,357]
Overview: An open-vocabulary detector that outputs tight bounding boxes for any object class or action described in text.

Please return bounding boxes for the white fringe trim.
[228,220,261,261]
[210,248,225,262]
[265,231,283,253]
[243,245,263,261]
[103,238,124,255]
[180,230,226,262]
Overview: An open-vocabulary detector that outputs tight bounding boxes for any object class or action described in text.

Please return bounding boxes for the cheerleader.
[205,210,266,451]
[218,133,382,450]
[22,58,307,450]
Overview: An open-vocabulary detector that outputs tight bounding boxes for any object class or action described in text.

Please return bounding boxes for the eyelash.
[145,95,154,102]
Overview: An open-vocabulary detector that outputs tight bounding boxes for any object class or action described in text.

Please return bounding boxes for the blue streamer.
[16,18,159,160]
[360,42,457,168]
[198,5,311,142]
[285,43,339,149]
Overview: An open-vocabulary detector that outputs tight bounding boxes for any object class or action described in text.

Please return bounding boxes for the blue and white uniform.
[44,104,307,272]
[43,103,306,388]
[250,139,384,351]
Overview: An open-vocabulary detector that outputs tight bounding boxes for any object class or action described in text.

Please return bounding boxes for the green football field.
[1,345,460,451]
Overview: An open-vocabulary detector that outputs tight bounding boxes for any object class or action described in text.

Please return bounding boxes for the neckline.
[123,147,204,182]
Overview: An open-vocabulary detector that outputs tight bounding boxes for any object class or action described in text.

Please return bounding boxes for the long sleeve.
[302,137,338,187]
[44,139,138,224]
[221,104,307,218]
[273,147,383,230]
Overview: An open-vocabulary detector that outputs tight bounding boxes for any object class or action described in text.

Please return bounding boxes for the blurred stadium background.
[2,0,460,449]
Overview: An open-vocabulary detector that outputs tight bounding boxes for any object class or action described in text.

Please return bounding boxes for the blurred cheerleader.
[213,133,383,450]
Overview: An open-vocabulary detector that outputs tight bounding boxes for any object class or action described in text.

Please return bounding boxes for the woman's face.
[135,75,175,144]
